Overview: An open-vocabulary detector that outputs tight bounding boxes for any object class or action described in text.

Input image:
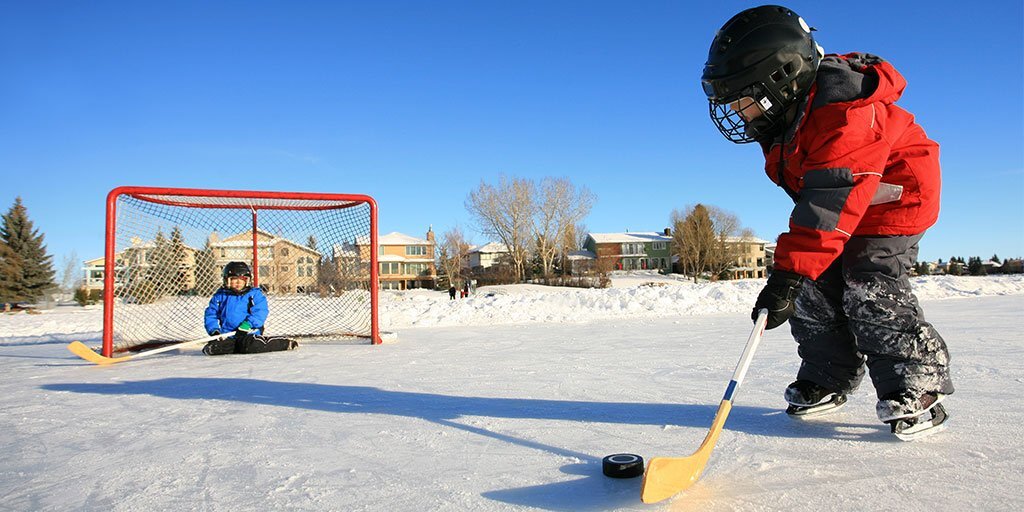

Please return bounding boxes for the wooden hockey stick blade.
[67,333,227,365]
[641,399,733,503]
[67,341,134,365]
[641,310,768,504]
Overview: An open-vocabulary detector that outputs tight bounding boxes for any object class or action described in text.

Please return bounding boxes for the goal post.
[101,186,382,356]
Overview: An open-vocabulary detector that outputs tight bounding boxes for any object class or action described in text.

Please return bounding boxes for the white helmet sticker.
[759,96,774,111]
[798,17,811,33]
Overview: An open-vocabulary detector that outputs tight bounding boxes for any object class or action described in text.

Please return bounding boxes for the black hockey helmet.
[222,261,252,286]
[701,5,822,143]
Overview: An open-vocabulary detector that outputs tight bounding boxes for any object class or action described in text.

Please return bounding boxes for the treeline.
[1,198,56,305]
[915,255,1024,276]
[440,175,758,288]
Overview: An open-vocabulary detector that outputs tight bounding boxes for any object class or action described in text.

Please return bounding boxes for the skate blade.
[893,421,948,441]
[786,394,848,419]
[892,405,949,441]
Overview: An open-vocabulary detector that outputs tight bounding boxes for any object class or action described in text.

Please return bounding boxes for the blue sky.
[3,1,1022,268]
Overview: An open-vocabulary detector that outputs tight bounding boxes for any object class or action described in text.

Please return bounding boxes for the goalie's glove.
[235,321,253,338]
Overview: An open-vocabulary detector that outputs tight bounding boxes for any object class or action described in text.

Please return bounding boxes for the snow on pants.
[789,234,954,399]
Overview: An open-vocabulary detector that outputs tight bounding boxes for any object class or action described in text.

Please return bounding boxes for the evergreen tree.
[947,256,963,276]
[194,239,218,295]
[991,254,1001,264]
[1,197,56,301]
[968,256,986,276]
[0,242,24,303]
[167,226,189,294]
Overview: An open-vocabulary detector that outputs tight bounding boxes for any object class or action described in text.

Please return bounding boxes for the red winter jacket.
[764,53,941,280]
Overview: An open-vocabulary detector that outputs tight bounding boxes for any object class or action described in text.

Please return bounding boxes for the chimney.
[663,228,671,236]
[426,225,435,244]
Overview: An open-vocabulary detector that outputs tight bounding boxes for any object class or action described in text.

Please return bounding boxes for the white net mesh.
[107,190,376,351]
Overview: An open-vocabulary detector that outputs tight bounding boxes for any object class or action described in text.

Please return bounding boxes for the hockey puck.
[602,453,644,478]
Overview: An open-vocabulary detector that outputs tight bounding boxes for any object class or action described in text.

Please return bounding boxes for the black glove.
[753,269,805,330]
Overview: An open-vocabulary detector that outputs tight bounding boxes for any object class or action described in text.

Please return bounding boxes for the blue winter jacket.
[203,286,269,335]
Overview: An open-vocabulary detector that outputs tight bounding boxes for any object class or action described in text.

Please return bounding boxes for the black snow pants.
[789,234,954,400]
[204,332,296,355]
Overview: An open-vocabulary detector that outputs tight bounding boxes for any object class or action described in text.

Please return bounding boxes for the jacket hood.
[811,52,906,109]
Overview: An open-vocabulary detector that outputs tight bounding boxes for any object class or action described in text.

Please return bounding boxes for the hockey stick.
[640,309,769,504]
[67,332,234,365]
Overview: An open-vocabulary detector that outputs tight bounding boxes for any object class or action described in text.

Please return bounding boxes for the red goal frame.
[101,186,381,356]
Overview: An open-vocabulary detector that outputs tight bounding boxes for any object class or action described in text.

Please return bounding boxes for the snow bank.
[381,273,1024,329]
[2,274,1022,339]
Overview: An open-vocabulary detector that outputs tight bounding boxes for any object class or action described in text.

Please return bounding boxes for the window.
[622,243,644,255]
[281,248,289,257]
[652,242,667,251]
[405,263,429,275]
[297,266,303,277]
[406,246,427,256]
[381,262,400,274]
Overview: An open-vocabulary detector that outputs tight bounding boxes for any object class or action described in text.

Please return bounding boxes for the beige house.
[723,236,771,279]
[373,229,437,290]
[81,257,106,291]
[120,236,200,292]
[210,229,321,294]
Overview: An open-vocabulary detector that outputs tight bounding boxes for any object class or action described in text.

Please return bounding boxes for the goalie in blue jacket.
[202,261,296,355]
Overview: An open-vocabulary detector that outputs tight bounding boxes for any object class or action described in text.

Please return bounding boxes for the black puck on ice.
[602,453,644,478]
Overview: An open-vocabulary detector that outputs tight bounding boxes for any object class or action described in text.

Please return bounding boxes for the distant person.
[203,262,296,355]
[701,5,952,439]
[448,285,457,300]
[462,282,469,298]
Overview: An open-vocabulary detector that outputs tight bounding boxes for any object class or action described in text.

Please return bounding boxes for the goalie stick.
[67,332,233,365]
[640,309,769,504]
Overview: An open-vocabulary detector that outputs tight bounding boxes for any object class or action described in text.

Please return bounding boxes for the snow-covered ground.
[2,273,1023,511]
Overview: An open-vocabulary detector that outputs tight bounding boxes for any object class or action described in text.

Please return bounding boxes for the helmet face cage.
[707,82,786,143]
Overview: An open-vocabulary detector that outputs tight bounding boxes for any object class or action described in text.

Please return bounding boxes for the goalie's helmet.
[222,261,252,286]
[701,5,822,143]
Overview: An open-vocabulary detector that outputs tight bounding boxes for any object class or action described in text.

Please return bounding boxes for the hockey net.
[100,187,381,356]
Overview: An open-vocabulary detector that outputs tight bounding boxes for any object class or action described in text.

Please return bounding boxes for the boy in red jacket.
[701,5,952,439]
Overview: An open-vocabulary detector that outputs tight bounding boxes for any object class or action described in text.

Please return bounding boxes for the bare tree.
[671,204,749,282]
[438,227,470,287]
[533,178,595,277]
[59,251,80,299]
[466,176,536,281]
[558,221,587,275]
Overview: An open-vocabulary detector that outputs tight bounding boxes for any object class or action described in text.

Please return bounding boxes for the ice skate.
[877,392,949,441]
[784,380,848,419]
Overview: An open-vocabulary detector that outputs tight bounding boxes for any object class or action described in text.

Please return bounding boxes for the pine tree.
[0,242,24,303]
[1,197,56,302]
[968,256,986,276]
[194,239,218,295]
